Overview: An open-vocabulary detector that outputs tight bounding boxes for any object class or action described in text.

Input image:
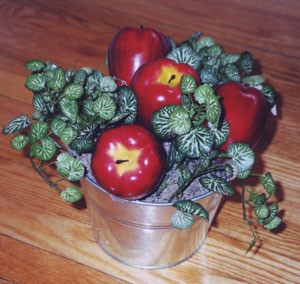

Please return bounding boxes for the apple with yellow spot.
[131,58,200,129]
[91,124,166,199]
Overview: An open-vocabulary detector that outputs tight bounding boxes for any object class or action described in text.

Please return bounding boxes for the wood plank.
[0,234,129,284]
[0,0,300,283]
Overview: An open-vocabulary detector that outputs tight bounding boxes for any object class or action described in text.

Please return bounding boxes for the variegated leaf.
[199,174,234,196]
[2,115,31,135]
[175,126,214,158]
[171,210,194,229]
[61,185,83,203]
[227,143,255,173]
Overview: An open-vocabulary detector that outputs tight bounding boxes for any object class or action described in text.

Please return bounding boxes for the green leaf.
[165,142,185,170]
[220,52,240,66]
[70,138,94,153]
[82,99,96,117]
[194,83,220,124]
[205,88,221,125]
[25,73,46,92]
[45,61,58,71]
[196,151,217,171]
[65,68,74,83]
[64,84,84,100]
[254,203,269,218]
[199,67,219,87]
[199,175,234,196]
[256,193,267,205]
[74,69,87,86]
[59,126,78,145]
[249,191,259,203]
[261,84,276,107]
[237,51,254,75]
[224,161,239,181]
[258,203,279,225]
[31,137,57,161]
[2,114,31,135]
[59,98,78,123]
[51,117,67,136]
[28,121,49,143]
[269,202,279,218]
[173,200,209,219]
[242,75,265,86]
[263,216,281,230]
[180,93,193,111]
[171,210,194,229]
[195,36,215,51]
[151,105,178,140]
[47,67,66,92]
[117,86,137,123]
[25,59,45,72]
[168,106,191,135]
[227,143,255,173]
[224,63,241,82]
[32,94,49,113]
[194,84,208,104]
[167,45,201,70]
[262,172,276,196]
[99,76,118,92]
[175,126,214,158]
[87,70,103,87]
[61,185,83,203]
[56,152,84,181]
[11,134,29,150]
[70,123,97,149]
[180,74,197,94]
[206,44,223,57]
[93,94,116,120]
[209,119,229,147]
[190,105,206,127]
[81,67,93,75]
[238,170,251,179]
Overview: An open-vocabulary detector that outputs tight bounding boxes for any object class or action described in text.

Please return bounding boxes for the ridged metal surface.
[81,177,222,269]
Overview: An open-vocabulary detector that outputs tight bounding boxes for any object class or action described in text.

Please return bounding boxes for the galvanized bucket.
[81,176,222,269]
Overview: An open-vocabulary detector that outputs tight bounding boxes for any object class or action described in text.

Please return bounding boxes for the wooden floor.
[1,0,299,283]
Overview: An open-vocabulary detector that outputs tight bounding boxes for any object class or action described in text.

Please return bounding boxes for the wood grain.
[1,0,300,283]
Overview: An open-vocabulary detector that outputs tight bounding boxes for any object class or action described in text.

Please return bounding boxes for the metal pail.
[81,176,222,269]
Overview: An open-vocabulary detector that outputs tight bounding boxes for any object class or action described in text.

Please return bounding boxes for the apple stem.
[168,74,176,85]
[115,159,129,164]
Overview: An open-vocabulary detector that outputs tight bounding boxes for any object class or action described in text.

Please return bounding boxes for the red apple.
[107,26,172,86]
[216,81,269,151]
[91,124,166,199]
[131,58,200,129]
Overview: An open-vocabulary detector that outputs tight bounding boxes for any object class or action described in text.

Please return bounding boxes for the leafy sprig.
[151,75,281,251]
[167,32,276,108]
[242,172,281,253]
[2,59,138,202]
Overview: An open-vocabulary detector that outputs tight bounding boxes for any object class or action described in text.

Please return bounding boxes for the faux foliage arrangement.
[2,31,281,253]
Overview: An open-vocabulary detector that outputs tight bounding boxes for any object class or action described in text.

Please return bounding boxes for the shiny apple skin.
[91,124,166,200]
[131,58,200,129]
[216,81,269,151]
[107,26,172,86]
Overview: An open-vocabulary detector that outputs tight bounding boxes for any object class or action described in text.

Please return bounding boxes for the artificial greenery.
[167,32,276,107]
[3,60,137,202]
[2,31,281,253]
[150,75,281,253]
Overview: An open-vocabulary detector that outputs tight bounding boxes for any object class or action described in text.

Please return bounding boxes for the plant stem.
[242,180,258,254]
[168,167,204,202]
[30,157,61,193]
